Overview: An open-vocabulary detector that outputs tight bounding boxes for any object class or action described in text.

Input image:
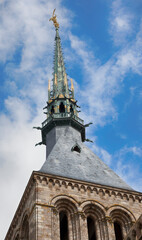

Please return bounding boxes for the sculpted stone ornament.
[49,9,59,28]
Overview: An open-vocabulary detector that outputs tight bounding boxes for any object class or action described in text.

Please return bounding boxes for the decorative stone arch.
[14,232,20,240]
[107,205,136,222]
[80,200,106,212]
[50,194,78,207]
[123,193,129,200]
[108,205,135,238]
[50,195,79,240]
[20,214,29,240]
[20,210,30,228]
[81,201,107,240]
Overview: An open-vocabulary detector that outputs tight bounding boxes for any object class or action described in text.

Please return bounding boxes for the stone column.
[69,213,74,240]
[51,207,60,240]
[105,216,116,240]
[77,212,88,240]
[70,213,77,240]
[96,220,102,240]
[123,224,128,239]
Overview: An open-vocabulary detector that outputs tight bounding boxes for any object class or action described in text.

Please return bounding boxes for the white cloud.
[0,1,73,239]
[115,17,130,31]
[129,146,142,157]
[109,0,134,45]
[114,145,142,191]
[69,21,142,127]
[0,96,46,238]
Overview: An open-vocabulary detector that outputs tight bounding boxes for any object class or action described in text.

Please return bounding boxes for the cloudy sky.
[0,0,142,238]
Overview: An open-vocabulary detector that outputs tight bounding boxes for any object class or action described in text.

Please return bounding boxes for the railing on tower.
[42,113,84,128]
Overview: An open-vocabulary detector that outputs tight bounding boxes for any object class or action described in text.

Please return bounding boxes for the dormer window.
[71,143,81,153]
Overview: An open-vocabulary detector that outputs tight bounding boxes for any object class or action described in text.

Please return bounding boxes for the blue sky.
[0,0,142,238]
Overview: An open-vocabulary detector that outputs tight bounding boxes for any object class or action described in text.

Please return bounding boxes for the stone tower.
[5,12,142,240]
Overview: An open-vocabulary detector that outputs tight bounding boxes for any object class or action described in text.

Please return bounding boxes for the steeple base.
[5,171,142,240]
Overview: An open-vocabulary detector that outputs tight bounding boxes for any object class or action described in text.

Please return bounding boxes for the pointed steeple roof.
[40,126,133,190]
[52,28,69,98]
[35,10,133,191]
[48,9,70,100]
[39,10,85,145]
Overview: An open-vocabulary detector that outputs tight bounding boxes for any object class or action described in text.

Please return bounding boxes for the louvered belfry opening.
[114,221,123,240]
[87,216,97,240]
[70,104,73,112]
[59,102,65,113]
[51,105,55,114]
[59,211,69,240]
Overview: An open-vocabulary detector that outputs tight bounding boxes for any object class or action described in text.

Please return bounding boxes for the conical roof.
[39,11,133,191]
[40,126,133,191]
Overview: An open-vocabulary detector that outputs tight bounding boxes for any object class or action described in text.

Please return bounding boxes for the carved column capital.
[52,207,58,216]
[103,216,113,225]
[78,212,86,221]
[72,211,86,221]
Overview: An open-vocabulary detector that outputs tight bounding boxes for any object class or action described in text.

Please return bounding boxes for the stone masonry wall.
[5,175,37,240]
[5,171,142,240]
[124,214,142,240]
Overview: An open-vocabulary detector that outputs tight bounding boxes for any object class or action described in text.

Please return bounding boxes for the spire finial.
[48,79,51,90]
[49,9,59,29]
[71,79,74,91]
[64,73,67,86]
[71,79,75,98]
[54,73,57,85]
[48,80,51,101]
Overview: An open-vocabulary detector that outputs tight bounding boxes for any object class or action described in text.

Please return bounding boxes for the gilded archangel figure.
[49,9,59,28]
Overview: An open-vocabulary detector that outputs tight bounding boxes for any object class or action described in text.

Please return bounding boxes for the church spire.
[49,9,72,100]
[34,10,86,146]
[52,27,69,98]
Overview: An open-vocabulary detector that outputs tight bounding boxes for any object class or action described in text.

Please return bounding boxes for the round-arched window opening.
[87,216,97,240]
[59,211,69,240]
[70,104,73,113]
[51,105,55,114]
[59,102,65,113]
[114,221,123,240]
[21,215,29,240]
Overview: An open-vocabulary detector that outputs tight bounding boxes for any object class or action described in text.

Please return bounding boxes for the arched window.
[87,216,97,240]
[51,105,55,114]
[59,102,65,113]
[21,215,29,240]
[114,221,123,240]
[59,211,69,240]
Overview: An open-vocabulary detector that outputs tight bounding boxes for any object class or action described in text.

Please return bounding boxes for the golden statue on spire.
[49,9,59,28]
